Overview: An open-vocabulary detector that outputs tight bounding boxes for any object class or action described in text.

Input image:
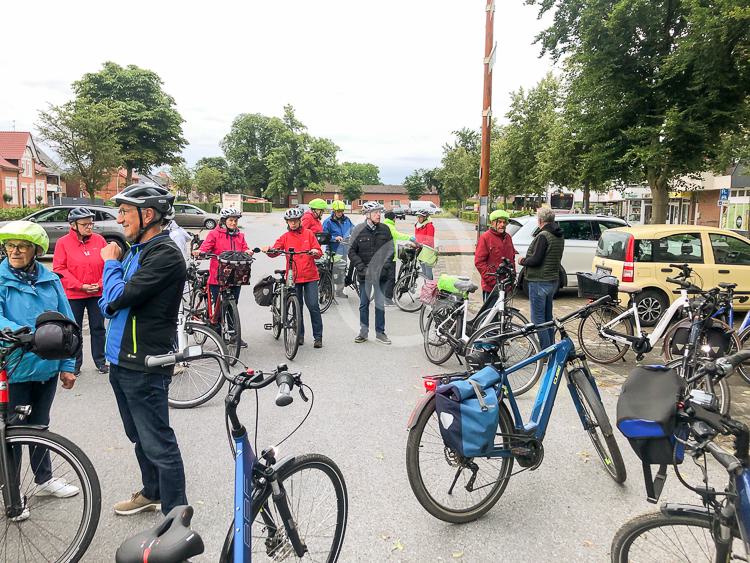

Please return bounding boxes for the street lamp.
[478,1,496,239]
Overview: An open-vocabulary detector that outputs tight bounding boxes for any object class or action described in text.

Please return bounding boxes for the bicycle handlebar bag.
[435,366,502,458]
[218,251,253,285]
[315,231,331,245]
[253,275,275,307]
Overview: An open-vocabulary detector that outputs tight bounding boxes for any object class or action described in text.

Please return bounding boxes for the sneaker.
[114,492,161,515]
[376,333,392,345]
[384,299,395,307]
[335,291,348,299]
[314,339,322,349]
[36,477,80,498]
[297,336,304,346]
[354,334,368,343]
[96,364,109,374]
[239,339,248,349]
[9,500,29,522]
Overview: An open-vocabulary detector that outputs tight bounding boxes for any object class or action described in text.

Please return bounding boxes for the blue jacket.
[322,213,353,255]
[0,259,76,383]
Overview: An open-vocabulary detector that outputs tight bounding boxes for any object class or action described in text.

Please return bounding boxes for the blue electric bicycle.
[116,347,348,563]
[406,295,626,524]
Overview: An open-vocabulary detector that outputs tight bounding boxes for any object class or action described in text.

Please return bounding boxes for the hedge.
[243,202,272,213]
[187,202,217,213]
[0,207,44,221]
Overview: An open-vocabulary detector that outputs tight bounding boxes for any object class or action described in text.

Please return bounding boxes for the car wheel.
[105,237,128,255]
[204,219,217,229]
[635,289,668,327]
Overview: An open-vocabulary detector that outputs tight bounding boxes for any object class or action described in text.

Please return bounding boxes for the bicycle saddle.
[618,284,642,294]
[454,280,478,293]
[115,505,204,563]
[719,282,737,290]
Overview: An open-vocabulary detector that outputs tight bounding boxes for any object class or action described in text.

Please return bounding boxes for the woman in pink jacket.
[52,207,108,374]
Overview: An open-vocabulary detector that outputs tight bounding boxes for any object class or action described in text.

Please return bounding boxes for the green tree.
[195,157,229,175]
[529,0,750,223]
[194,166,224,199]
[404,169,427,200]
[340,162,381,186]
[73,62,186,185]
[170,163,194,199]
[37,101,122,202]
[439,147,478,210]
[341,178,364,204]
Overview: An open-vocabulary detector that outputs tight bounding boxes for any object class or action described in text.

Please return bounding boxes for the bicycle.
[393,243,433,312]
[117,346,348,562]
[406,294,626,524]
[315,232,349,314]
[611,349,750,561]
[0,324,101,562]
[260,247,316,361]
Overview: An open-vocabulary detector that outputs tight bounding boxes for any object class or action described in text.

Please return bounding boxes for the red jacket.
[474,228,517,292]
[199,226,249,285]
[415,219,435,247]
[301,210,323,233]
[52,230,107,299]
[270,228,322,283]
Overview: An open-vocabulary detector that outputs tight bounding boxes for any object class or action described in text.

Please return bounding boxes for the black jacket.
[348,222,394,281]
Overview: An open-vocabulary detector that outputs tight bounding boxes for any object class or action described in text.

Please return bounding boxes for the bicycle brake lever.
[299,387,309,402]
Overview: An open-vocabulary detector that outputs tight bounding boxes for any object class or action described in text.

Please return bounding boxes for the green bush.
[187,202,216,213]
[243,201,272,213]
[459,211,478,223]
[0,207,44,221]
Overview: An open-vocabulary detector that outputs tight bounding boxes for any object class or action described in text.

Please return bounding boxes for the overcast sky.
[0,1,555,184]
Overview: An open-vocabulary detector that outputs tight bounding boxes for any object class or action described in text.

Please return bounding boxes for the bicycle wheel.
[423,306,458,365]
[737,327,750,385]
[221,453,348,562]
[319,272,334,314]
[611,511,743,562]
[464,322,543,397]
[283,294,301,360]
[2,427,101,563]
[569,369,627,483]
[221,297,241,366]
[419,304,431,334]
[405,394,514,523]
[271,291,282,340]
[169,323,227,409]
[577,303,633,364]
[664,358,730,415]
[394,273,426,312]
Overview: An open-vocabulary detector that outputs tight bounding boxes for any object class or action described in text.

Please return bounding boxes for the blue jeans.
[110,364,187,514]
[69,296,106,372]
[421,263,434,280]
[9,377,57,484]
[296,281,323,340]
[359,278,385,335]
[528,280,558,350]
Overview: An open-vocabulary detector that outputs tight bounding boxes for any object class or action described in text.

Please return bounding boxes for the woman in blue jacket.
[322,201,354,297]
[0,221,80,519]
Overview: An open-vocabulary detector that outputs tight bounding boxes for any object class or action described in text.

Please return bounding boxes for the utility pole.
[478,1,496,240]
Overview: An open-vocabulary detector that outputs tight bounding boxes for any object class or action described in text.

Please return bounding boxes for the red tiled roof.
[0,156,19,171]
[0,131,31,160]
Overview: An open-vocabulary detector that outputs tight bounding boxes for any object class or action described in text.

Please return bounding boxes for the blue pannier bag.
[435,366,502,458]
[617,365,686,503]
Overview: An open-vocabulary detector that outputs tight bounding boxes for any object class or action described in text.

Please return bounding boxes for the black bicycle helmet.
[112,183,175,215]
[67,207,95,223]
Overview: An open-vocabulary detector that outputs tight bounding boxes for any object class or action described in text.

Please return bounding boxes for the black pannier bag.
[668,319,734,359]
[617,365,686,502]
[253,276,275,307]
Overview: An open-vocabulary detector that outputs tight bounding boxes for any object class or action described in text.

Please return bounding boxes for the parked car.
[409,201,442,215]
[509,214,629,291]
[172,203,220,229]
[391,206,407,220]
[593,225,750,326]
[0,205,127,255]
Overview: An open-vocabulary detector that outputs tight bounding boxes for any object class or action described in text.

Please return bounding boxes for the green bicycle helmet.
[309,198,328,211]
[331,200,346,211]
[0,221,50,255]
[489,209,510,222]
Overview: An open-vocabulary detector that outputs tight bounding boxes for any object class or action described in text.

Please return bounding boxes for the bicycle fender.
[271,454,299,476]
[660,503,711,520]
[5,424,48,431]
[407,393,434,431]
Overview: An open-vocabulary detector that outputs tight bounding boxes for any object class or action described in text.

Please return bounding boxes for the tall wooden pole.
[478,1,495,239]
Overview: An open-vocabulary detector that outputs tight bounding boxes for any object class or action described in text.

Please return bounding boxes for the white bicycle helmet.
[220,207,242,219]
[361,201,384,214]
[415,209,431,217]
[284,208,304,220]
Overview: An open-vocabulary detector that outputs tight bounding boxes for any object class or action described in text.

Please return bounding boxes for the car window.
[32,208,70,222]
[506,220,524,237]
[173,204,185,213]
[652,233,703,264]
[598,221,625,233]
[186,206,203,215]
[559,220,595,241]
[94,210,115,222]
[596,231,629,260]
[709,234,750,265]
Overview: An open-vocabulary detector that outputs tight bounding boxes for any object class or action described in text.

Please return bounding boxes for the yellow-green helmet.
[0,221,49,255]
[489,209,510,222]
[331,200,346,211]
[309,198,328,211]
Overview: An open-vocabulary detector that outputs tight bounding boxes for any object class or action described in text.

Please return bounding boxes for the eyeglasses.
[76,222,94,228]
[3,242,34,252]
[117,208,136,216]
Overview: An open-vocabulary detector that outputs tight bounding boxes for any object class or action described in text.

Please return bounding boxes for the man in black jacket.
[99,183,188,516]
[348,201,394,344]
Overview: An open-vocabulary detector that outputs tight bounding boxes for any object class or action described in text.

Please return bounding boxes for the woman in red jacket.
[266,208,324,348]
[52,207,108,374]
[474,209,517,302]
[414,210,436,279]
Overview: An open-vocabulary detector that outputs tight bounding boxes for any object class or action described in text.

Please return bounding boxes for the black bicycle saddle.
[115,505,205,563]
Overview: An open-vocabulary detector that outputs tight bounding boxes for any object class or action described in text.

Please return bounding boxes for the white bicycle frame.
[434,288,509,343]
[599,288,689,347]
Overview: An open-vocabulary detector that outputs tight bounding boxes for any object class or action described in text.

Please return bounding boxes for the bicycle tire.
[577,303,633,364]
[664,358,730,415]
[284,294,301,360]
[168,323,227,409]
[464,321,543,397]
[737,326,750,385]
[319,272,334,314]
[663,318,741,364]
[423,306,458,365]
[2,427,101,563]
[611,511,742,562]
[405,394,514,523]
[220,453,348,562]
[419,304,431,334]
[221,296,241,366]
[569,369,627,483]
[272,291,282,340]
[394,273,425,313]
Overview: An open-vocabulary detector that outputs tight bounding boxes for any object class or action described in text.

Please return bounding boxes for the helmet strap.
[133,208,162,244]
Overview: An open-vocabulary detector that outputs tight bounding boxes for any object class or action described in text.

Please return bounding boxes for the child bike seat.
[115,505,204,563]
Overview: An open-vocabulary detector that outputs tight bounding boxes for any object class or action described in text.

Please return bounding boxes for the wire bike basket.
[217,251,254,286]
[577,271,620,300]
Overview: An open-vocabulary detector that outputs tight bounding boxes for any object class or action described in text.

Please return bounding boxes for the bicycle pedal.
[263,323,272,330]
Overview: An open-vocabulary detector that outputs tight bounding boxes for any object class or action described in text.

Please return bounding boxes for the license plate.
[595,266,611,276]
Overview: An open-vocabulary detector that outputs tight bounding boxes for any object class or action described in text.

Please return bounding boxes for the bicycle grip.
[145,352,180,368]
[275,371,295,407]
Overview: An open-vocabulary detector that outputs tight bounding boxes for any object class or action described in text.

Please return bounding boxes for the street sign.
[720,188,730,201]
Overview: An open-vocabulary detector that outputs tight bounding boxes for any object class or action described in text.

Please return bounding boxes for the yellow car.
[592,225,750,326]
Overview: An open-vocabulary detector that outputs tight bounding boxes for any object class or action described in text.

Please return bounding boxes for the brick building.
[296,183,440,211]
[0,131,50,208]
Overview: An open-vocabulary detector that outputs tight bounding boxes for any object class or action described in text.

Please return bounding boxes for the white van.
[408,201,442,215]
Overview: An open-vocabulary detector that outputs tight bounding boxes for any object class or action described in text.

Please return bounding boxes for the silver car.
[172,203,219,229]
[0,205,127,255]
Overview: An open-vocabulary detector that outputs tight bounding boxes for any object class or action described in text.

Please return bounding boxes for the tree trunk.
[648,168,669,224]
[582,182,590,214]
[125,167,133,186]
